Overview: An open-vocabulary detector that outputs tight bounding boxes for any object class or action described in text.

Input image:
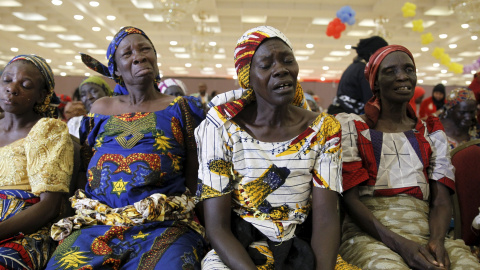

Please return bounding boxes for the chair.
[451,139,480,246]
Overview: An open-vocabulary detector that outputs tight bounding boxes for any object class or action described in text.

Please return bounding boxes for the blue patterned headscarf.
[6,54,58,117]
[80,26,160,87]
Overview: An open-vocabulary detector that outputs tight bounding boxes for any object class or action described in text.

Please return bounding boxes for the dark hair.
[353,36,389,62]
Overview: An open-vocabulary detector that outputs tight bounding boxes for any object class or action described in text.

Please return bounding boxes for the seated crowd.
[0,25,479,270]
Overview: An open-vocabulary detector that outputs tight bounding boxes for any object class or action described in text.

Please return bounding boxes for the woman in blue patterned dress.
[46,26,206,270]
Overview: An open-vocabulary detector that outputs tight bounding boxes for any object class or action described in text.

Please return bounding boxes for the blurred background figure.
[191,82,211,109]
[328,36,388,115]
[57,93,72,121]
[468,71,480,132]
[305,93,322,112]
[419,83,446,119]
[409,86,425,116]
[67,76,113,138]
[158,78,188,96]
[63,101,86,122]
[439,88,478,149]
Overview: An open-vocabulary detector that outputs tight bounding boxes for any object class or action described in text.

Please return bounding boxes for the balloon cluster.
[401,2,464,74]
[326,6,356,39]
[463,57,480,74]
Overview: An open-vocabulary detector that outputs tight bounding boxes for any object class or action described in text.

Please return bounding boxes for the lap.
[47,222,205,269]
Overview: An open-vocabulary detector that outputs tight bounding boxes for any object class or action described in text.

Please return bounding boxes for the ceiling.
[0,0,478,86]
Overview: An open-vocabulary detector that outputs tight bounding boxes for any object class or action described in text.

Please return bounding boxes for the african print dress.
[47,96,206,270]
[196,90,345,269]
[336,113,480,270]
[0,118,73,270]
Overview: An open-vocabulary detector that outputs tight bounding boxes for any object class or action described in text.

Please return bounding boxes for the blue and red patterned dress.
[46,96,206,270]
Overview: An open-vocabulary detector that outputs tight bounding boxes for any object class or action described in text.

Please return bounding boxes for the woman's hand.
[395,237,447,270]
[427,239,450,270]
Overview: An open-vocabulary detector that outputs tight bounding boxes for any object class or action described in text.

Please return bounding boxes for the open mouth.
[274,82,293,90]
[394,86,412,93]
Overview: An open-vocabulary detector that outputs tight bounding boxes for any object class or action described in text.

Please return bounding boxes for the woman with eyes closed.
[336,45,480,270]
[47,26,206,269]
[0,54,73,270]
[196,26,358,270]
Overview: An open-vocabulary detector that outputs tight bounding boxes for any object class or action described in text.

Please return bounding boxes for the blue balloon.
[336,5,356,26]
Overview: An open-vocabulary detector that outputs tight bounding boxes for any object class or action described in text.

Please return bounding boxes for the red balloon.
[326,18,346,39]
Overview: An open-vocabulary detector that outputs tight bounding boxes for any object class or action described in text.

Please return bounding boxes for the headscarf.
[444,87,476,111]
[352,36,388,62]
[79,76,113,97]
[432,83,446,110]
[363,45,416,128]
[80,26,160,87]
[158,78,187,95]
[233,26,307,109]
[6,54,57,117]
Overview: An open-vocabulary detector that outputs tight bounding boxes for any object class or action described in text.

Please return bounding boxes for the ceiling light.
[57,34,83,41]
[89,1,99,7]
[92,27,101,31]
[157,63,161,66]
[0,24,24,31]
[54,49,76,54]
[66,62,73,66]
[214,54,226,59]
[106,36,113,41]
[37,24,66,32]
[344,45,352,49]
[17,34,44,40]
[75,55,81,60]
[433,63,440,67]
[358,19,377,27]
[46,59,52,63]
[320,77,326,81]
[296,56,309,61]
[37,42,62,48]
[107,15,116,21]
[306,44,314,49]
[330,51,351,56]
[209,41,216,46]
[424,6,454,16]
[442,80,447,84]
[439,34,448,39]
[472,36,478,40]
[312,17,330,25]
[421,47,429,52]
[215,64,222,68]
[144,14,164,22]
[131,0,154,9]
[441,69,447,73]
[12,12,47,21]
[60,72,67,76]
[404,20,436,28]
[347,30,373,37]
[322,66,329,70]
[473,70,478,74]
[85,72,90,76]
[461,24,469,29]
[51,0,62,5]
[418,79,424,83]
[241,16,267,23]
[74,15,84,20]
[10,47,18,52]
[449,44,457,49]
[0,0,21,7]
[169,47,186,53]
[233,75,238,80]
[174,53,190,59]
[170,41,178,46]
[170,67,185,71]
[295,50,315,56]
[323,57,342,62]
[73,42,97,48]
[185,63,192,67]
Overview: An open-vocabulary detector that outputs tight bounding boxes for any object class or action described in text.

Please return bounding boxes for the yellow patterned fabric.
[0,118,73,195]
[51,189,205,241]
[340,195,480,269]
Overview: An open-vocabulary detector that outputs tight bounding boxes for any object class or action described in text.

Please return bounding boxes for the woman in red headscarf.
[336,45,480,269]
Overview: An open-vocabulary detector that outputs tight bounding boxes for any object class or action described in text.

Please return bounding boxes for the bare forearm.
[429,182,452,242]
[0,192,62,240]
[208,228,257,270]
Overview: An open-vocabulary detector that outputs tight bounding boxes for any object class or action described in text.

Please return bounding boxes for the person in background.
[468,71,480,134]
[0,54,73,270]
[197,25,357,270]
[330,36,388,115]
[158,78,188,96]
[47,26,206,269]
[57,94,72,121]
[419,83,446,119]
[71,87,81,101]
[337,45,480,269]
[408,86,425,116]
[191,82,211,110]
[67,76,113,138]
[305,92,322,112]
[63,101,86,121]
[439,88,478,149]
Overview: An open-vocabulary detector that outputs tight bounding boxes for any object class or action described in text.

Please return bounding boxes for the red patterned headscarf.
[363,45,416,128]
[234,26,307,109]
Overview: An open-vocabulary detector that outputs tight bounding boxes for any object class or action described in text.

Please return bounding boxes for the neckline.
[89,98,178,117]
[228,114,322,144]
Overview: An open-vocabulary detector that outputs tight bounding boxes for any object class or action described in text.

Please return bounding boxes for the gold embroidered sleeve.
[26,118,74,195]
